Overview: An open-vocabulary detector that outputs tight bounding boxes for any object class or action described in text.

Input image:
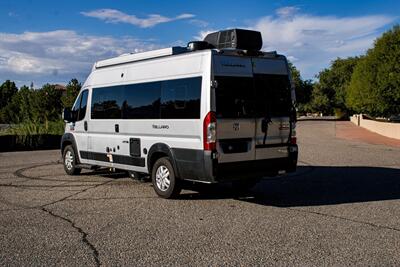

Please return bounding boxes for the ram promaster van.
[61,29,298,198]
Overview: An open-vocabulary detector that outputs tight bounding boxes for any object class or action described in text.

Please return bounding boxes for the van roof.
[94,47,190,69]
[93,46,285,70]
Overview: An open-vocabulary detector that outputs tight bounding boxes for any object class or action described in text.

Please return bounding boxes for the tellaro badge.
[233,122,240,131]
[152,124,169,129]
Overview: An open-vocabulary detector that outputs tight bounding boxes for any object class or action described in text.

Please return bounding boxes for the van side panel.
[81,51,212,176]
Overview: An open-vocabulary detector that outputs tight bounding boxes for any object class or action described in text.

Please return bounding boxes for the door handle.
[261,119,269,133]
[115,124,119,133]
[84,121,88,131]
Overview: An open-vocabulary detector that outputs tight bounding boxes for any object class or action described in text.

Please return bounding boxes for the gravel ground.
[1,121,400,266]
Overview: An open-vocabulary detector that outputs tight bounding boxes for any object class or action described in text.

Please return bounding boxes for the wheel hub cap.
[65,151,74,170]
[155,165,170,191]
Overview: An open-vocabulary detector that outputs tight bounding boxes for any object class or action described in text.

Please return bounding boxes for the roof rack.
[95,47,188,69]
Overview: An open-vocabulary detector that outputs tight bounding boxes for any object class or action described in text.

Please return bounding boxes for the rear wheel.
[151,157,181,199]
[63,145,81,175]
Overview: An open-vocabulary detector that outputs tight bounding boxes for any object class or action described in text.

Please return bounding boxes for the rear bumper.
[215,154,297,182]
[171,145,298,183]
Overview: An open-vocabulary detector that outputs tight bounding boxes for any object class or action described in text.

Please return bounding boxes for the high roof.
[94,47,188,69]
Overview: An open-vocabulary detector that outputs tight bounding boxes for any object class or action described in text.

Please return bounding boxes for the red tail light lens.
[290,136,297,145]
[203,111,217,151]
[290,122,296,144]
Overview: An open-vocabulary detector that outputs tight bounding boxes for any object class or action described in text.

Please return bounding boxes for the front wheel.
[63,145,81,175]
[151,157,181,199]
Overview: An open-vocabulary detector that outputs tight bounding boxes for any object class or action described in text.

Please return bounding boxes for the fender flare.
[147,143,180,178]
[60,133,81,164]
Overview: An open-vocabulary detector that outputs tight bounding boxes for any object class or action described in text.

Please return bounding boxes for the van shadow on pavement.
[180,166,400,207]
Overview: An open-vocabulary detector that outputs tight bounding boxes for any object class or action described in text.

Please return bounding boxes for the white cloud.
[287,55,299,62]
[81,9,195,28]
[189,19,209,28]
[276,6,300,18]
[252,9,396,78]
[8,12,18,17]
[194,29,217,41]
[0,30,160,86]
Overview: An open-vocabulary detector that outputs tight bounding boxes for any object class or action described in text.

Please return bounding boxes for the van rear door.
[252,58,291,160]
[213,55,292,163]
[213,56,255,163]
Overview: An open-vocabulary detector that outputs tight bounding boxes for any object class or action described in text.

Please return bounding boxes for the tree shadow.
[180,166,400,207]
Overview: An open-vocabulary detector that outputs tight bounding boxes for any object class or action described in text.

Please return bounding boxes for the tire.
[151,157,181,199]
[63,145,81,175]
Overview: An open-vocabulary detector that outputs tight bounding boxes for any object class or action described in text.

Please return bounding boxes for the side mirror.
[63,108,74,122]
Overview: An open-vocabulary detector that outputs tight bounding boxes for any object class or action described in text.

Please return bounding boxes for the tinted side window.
[77,90,88,121]
[91,86,124,119]
[161,77,201,119]
[90,77,201,120]
[122,82,161,119]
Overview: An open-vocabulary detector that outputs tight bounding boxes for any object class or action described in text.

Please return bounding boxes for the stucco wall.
[351,115,400,140]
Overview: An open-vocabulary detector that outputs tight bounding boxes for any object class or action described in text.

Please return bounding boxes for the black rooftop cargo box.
[203,29,263,51]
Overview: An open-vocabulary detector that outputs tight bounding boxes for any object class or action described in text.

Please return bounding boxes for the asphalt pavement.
[1,121,400,266]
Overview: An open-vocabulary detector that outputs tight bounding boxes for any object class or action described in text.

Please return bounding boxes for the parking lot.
[1,121,400,266]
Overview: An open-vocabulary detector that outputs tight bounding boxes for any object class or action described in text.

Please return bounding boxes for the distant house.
[53,84,67,97]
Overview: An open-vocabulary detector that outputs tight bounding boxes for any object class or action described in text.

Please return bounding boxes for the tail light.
[290,122,297,145]
[290,136,297,145]
[203,111,217,151]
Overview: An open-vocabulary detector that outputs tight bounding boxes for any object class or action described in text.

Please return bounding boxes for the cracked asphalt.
[1,121,400,266]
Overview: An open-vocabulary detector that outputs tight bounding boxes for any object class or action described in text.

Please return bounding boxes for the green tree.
[1,85,42,124]
[311,57,360,116]
[0,80,19,123]
[36,84,63,128]
[347,25,400,117]
[288,62,302,90]
[0,80,18,109]
[289,62,314,114]
[61,78,81,108]
[309,84,332,115]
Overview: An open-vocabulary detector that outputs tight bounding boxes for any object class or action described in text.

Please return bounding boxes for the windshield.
[215,74,291,118]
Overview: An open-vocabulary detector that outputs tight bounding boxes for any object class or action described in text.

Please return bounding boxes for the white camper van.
[61,29,298,198]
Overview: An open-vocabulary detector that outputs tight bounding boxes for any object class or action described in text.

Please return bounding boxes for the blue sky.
[0,0,399,87]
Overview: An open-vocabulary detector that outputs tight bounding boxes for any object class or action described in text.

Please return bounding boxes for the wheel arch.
[61,133,81,164]
[147,143,180,178]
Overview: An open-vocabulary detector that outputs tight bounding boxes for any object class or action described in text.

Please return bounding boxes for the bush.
[1,120,64,136]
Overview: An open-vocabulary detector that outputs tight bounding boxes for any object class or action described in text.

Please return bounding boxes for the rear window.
[215,76,255,118]
[254,74,292,117]
[215,74,291,118]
